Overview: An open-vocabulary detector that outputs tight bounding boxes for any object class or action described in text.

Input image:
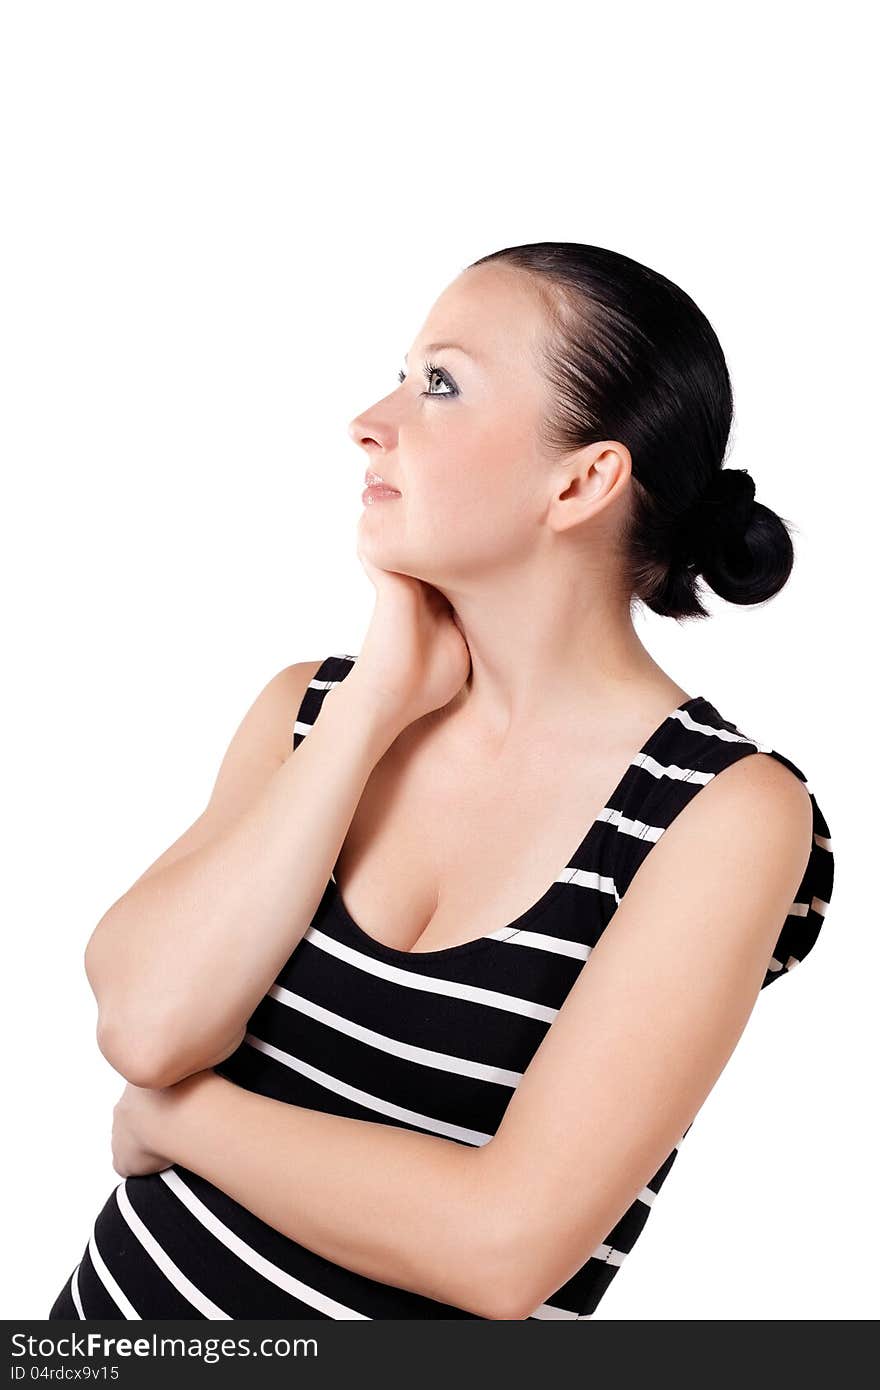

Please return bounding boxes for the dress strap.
[609,699,834,993]
[292,653,358,752]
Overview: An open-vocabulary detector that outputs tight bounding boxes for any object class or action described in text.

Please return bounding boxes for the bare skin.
[94,261,815,1317]
[331,676,694,953]
[343,262,692,951]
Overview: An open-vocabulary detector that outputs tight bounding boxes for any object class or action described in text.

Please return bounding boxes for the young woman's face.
[349,263,561,587]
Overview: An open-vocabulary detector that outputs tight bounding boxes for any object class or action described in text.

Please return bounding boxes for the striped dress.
[48,653,834,1320]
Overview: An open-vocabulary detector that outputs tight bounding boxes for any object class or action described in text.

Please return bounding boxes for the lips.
[361,469,400,492]
[364,469,399,490]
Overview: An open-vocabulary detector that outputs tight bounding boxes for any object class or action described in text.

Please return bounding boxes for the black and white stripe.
[49,652,833,1320]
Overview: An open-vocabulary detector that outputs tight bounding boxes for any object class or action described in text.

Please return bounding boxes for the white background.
[2,0,875,1321]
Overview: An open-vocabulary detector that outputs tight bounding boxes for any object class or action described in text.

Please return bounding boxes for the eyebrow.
[403,341,480,364]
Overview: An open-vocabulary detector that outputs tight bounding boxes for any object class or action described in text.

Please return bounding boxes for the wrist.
[150,1070,221,1159]
[322,673,407,755]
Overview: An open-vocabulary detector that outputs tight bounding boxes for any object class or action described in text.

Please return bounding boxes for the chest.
[331,721,632,954]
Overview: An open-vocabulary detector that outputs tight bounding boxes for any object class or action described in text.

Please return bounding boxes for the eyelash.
[397,360,458,398]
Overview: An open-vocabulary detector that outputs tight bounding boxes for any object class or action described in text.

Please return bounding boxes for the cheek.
[410,450,507,532]
[412,475,532,568]
[425,432,538,535]
[379,425,541,574]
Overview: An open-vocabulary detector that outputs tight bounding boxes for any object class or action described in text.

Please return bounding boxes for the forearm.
[154,1072,512,1318]
[88,681,398,1086]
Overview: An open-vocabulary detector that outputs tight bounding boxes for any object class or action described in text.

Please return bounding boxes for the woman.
[48,242,834,1320]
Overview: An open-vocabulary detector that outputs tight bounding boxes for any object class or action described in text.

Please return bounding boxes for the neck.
[433,564,684,742]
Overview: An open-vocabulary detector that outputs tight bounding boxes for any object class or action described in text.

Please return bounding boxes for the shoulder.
[234,659,327,707]
[216,653,354,781]
[673,700,820,863]
[614,699,814,877]
[216,659,327,770]
[264,658,326,710]
[252,658,326,748]
[687,749,814,854]
[644,753,814,922]
[611,698,834,990]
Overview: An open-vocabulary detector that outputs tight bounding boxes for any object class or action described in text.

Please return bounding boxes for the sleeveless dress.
[48,653,835,1320]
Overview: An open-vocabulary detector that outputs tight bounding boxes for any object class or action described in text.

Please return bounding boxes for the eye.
[396,360,458,398]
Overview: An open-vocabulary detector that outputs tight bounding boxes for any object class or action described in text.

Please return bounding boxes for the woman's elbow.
[458,1207,541,1320]
[95,1011,176,1088]
[96,1009,245,1089]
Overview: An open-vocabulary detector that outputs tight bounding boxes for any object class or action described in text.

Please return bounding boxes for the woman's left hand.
[111,1073,208,1178]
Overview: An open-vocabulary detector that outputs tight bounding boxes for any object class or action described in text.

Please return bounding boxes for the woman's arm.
[124,751,813,1321]
[88,665,403,1089]
[87,563,470,1093]
[129,1069,510,1319]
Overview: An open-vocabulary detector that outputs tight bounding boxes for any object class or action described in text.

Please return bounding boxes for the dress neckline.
[328,694,709,966]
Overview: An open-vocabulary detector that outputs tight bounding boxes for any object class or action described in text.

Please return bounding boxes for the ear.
[547,440,632,533]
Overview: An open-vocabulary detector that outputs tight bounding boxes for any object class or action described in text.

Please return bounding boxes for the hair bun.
[676,467,757,567]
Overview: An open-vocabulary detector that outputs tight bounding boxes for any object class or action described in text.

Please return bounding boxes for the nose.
[347,414,374,448]
[348,405,396,455]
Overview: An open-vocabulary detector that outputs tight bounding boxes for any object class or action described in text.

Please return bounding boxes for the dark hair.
[467,242,796,621]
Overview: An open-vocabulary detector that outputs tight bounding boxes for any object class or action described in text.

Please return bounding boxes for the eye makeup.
[397,360,458,398]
